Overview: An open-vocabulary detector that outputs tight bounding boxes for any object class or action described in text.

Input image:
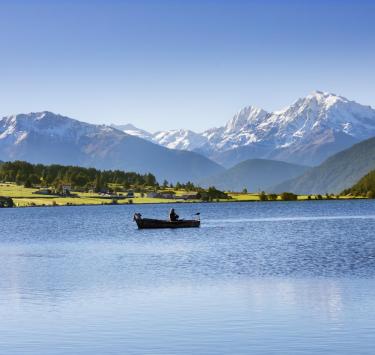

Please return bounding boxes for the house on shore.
[147,192,160,198]
[177,193,199,200]
[146,192,175,199]
[125,191,135,198]
[62,185,71,196]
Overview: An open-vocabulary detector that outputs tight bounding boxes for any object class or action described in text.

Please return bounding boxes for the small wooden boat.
[133,213,200,229]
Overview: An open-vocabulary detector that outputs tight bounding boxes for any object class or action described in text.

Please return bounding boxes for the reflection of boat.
[133,213,200,229]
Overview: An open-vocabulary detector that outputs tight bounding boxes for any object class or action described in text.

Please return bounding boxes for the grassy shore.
[0,183,366,208]
[0,183,192,207]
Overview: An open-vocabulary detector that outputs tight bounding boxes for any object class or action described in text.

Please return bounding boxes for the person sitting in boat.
[169,208,179,222]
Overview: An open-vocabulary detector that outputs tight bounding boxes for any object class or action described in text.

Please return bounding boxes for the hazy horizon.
[1,0,374,131]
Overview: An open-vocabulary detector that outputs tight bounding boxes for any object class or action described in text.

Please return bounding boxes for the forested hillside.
[342,170,375,198]
[272,136,375,194]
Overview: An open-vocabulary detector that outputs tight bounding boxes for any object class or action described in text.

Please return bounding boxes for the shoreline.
[1,183,369,209]
[6,196,370,208]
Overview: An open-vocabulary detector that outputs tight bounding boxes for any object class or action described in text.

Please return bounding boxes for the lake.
[1,201,375,354]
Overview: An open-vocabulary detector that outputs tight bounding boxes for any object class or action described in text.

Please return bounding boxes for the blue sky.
[0,0,374,131]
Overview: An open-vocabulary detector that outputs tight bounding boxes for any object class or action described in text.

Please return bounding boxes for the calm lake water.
[1,201,375,354]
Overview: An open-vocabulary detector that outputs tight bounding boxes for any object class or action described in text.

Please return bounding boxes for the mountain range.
[1,91,375,192]
[113,91,375,167]
[0,112,223,182]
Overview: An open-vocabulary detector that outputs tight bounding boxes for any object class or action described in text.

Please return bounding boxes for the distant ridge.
[272,136,375,194]
[200,159,309,192]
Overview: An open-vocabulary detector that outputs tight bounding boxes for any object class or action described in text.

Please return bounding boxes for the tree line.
[0,161,233,198]
[0,161,157,192]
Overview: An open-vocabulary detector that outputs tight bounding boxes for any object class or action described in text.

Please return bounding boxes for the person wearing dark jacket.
[169,208,179,221]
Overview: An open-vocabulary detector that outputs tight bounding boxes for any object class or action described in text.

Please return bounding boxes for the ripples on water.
[1,200,375,354]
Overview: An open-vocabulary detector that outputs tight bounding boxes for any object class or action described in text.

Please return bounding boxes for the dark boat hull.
[135,218,200,229]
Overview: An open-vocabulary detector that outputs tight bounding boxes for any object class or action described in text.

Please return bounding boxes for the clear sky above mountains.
[0,0,374,131]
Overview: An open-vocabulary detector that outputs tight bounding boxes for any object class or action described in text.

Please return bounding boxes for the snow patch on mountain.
[110,123,152,140]
[153,129,208,150]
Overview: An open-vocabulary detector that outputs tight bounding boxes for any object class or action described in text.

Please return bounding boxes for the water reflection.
[1,201,375,353]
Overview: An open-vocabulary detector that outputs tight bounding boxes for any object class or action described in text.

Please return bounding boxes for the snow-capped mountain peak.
[0,111,123,148]
[224,106,268,133]
[275,91,375,139]
[117,91,375,167]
